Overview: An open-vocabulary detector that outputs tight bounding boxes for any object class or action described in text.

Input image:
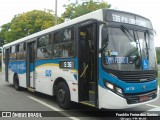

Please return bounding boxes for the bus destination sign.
[105,10,152,29]
[112,14,147,27]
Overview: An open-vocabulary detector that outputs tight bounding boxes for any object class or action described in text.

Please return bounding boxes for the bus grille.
[117,70,157,83]
[125,90,157,104]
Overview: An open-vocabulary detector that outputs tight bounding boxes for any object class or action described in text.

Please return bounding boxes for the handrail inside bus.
[80,65,88,78]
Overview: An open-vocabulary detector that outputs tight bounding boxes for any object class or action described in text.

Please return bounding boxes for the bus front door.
[26,41,36,90]
[78,23,98,107]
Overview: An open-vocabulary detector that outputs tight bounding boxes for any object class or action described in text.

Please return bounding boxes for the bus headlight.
[115,87,123,94]
[104,80,124,97]
[105,81,114,90]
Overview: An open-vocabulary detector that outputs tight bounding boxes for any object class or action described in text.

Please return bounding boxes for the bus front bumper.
[98,86,159,109]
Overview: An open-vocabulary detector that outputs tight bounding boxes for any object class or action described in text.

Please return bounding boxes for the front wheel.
[56,82,71,109]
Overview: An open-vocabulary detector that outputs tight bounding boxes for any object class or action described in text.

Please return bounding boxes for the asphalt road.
[0,72,160,120]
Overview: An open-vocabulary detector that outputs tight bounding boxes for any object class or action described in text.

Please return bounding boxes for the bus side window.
[53,27,74,58]
[16,43,25,60]
[10,46,16,61]
[16,44,20,60]
[37,34,52,59]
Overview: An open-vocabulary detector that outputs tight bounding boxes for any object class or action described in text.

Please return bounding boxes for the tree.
[0,23,10,45]
[62,0,111,20]
[156,49,160,64]
[0,10,61,43]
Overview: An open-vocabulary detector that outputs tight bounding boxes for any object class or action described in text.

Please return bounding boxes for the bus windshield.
[103,27,157,71]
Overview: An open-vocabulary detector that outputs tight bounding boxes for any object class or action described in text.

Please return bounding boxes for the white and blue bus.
[2,9,159,109]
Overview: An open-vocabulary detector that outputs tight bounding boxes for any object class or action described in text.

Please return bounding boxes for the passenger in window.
[69,43,74,57]
[62,46,69,58]
[37,48,44,59]
[42,48,49,58]
[55,46,62,57]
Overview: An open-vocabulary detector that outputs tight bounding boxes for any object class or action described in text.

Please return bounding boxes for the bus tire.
[56,82,71,109]
[14,75,22,91]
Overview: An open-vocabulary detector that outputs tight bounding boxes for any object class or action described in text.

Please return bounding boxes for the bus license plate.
[139,95,149,102]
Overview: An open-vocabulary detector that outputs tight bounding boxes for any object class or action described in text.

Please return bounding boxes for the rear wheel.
[14,75,22,91]
[56,82,71,109]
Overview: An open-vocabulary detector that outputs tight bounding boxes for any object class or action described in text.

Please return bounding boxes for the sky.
[0,0,159,46]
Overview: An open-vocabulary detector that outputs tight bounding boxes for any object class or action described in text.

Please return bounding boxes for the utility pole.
[55,0,58,25]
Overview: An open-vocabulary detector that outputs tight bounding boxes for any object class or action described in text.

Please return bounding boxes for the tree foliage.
[0,0,110,44]
[62,0,111,19]
[0,10,58,43]
[0,23,10,45]
[156,49,160,64]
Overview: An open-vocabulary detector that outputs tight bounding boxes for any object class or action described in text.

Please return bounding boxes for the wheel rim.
[58,89,66,103]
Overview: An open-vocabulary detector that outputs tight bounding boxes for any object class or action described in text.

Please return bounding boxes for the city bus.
[2,9,159,109]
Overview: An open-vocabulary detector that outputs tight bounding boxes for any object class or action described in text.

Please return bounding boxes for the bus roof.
[3,9,103,48]
[3,9,152,48]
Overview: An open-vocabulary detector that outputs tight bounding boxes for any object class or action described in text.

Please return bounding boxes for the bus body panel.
[98,57,158,109]
[18,73,27,88]
[35,59,78,102]
[7,61,27,88]
[8,68,14,84]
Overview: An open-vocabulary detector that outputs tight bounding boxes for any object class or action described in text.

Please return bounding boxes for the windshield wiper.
[144,30,150,59]
[121,25,142,67]
[120,25,135,42]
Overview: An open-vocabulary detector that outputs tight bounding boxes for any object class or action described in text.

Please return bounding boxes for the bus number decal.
[45,70,52,77]
[59,61,74,69]
[126,87,135,91]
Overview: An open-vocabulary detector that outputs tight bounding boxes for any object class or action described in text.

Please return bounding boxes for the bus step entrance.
[89,82,95,101]
[28,87,35,92]
[80,101,95,107]
[89,82,95,91]
[89,90,95,101]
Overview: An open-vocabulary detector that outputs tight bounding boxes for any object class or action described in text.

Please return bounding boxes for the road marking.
[146,104,159,108]
[28,96,79,120]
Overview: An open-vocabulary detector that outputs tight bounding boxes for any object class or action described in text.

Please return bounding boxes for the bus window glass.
[103,27,157,71]
[37,34,52,59]
[10,46,16,61]
[137,32,148,59]
[103,27,140,70]
[53,28,74,58]
[2,49,5,63]
[38,35,51,47]
[17,43,26,60]
[16,44,20,60]
[147,34,156,69]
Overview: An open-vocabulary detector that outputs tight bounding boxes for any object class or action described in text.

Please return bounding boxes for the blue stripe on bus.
[8,58,78,74]
[98,58,158,94]
[35,58,78,70]
[9,61,26,74]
